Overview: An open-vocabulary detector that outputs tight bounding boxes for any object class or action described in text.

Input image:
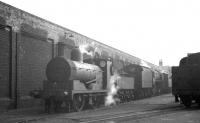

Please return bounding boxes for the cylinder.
[46,57,102,82]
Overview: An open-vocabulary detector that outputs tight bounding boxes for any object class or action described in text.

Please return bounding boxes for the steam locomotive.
[33,43,170,113]
[172,52,200,107]
[41,44,118,112]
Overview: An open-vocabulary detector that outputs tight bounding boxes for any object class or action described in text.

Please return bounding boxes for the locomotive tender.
[172,52,200,107]
[38,43,170,113]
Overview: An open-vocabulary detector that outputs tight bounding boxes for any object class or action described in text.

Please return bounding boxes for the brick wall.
[16,24,52,107]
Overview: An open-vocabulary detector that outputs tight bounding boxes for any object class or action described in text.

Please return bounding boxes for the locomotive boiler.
[46,57,103,87]
[172,52,200,107]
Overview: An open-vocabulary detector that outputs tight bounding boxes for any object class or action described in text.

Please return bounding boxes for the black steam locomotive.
[32,43,170,113]
[172,52,200,107]
[43,47,113,112]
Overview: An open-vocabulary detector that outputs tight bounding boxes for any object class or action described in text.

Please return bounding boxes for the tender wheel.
[73,94,85,111]
[181,96,191,108]
[195,98,200,107]
[183,100,191,108]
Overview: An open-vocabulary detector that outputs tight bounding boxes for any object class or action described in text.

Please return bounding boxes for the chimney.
[57,42,66,57]
[159,59,163,66]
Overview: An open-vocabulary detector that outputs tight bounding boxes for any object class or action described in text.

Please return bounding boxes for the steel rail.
[77,107,182,123]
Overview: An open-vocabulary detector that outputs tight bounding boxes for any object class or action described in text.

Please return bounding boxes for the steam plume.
[140,60,150,68]
[79,44,94,57]
[105,73,120,106]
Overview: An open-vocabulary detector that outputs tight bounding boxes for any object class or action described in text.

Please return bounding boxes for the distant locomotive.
[172,52,200,107]
[31,43,170,113]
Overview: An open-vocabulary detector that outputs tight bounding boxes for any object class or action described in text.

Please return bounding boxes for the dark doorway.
[0,25,11,98]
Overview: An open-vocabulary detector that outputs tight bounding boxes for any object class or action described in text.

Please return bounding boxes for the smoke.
[140,60,151,68]
[105,73,120,106]
[79,44,102,59]
[79,44,94,57]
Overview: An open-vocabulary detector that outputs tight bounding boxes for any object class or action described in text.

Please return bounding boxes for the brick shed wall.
[14,24,54,108]
[19,25,52,97]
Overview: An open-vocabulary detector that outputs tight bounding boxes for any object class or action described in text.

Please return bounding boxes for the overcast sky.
[2,0,200,66]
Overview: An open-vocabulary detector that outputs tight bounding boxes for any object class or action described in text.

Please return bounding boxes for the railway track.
[67,105,183,123]
[10,113,59,123]
[11,104,179,123]
[6,94,177,123]
[12,104,183,123]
